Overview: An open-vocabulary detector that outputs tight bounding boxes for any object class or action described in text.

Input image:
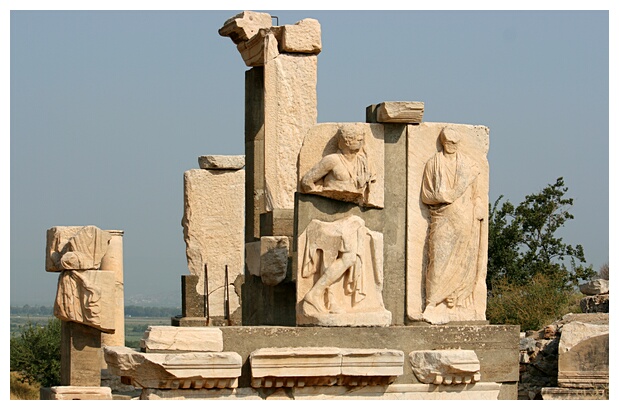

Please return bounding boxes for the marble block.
[140,326,223,353]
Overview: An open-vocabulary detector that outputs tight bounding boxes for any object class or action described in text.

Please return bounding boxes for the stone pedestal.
[60,321,103,386]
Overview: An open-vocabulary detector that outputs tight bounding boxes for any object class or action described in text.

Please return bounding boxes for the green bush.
[487,272,582,331]
[10,318,61,387]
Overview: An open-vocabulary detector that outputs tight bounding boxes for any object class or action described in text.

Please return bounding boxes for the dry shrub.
[487,272,581,331]
[10,372,40,400]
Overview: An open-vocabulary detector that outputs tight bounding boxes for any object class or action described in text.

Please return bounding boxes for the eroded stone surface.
[296,215,391,326]
[219,11,273,44]
[236,29,280,67]
[263,53,318,211]
[406,123,489,324]
[280,18,322,54]
[557,320,609,388]
[579,279,609,295]
[298,122,384,208]
[259,236,289,286]
[250,347,403,388]
[182,168,244,324]
[40,386,113,400]
[198,155,245,170]
[376,101,424,123]
[580,294,609,313]
[104,346,242,389]
[410,350,481,385]
[139,383,502,400]
[140,326,223,353]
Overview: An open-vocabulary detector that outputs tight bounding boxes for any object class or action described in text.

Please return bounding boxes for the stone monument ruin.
[44,11,521,400]
[42,225,125,400]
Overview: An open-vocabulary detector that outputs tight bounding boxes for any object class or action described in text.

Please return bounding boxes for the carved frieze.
[296,215,391,326]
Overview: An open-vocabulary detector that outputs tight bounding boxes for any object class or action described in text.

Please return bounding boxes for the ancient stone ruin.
[43,11,524,400]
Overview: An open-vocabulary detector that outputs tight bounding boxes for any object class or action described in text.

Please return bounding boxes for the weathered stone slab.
[557,320,609,388]
[61,321,102,386]
[409,350,481,385]
[292,382,502,400]
[580,294,609,313]
[540,386,609,400]
[140,326,223,353]
[406,123,489,324]
[250,347,342,381]
[340,349,404,378]
[104,346,242,389]
[298,122,384,208]
[579,279,609,295]
[140,387,262,400]
[245,241,261,277]
[259,236,289,286]
[260,208,294,237]
[138,382,502,400]
[375,101,425,124]
[218,11,273,44]
[280,18,322,54]
[198,155,245,170]
[182,168,244,324]
[263,53,318,211]
[244,237,289,286]
[250,347,403,388]
[220,325,520,393]
[40,386,113,400]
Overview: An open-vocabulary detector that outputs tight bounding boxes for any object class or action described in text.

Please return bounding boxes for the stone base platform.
[141,382,503,400]
[219,324,519,399]
[106,324,519,400]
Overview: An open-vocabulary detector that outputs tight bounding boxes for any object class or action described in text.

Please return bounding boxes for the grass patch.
[10,372,40,400]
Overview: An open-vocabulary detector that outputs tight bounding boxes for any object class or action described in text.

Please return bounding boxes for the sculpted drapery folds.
[53,226,113,332]
[421,126,485,324]
[297,215,390,326]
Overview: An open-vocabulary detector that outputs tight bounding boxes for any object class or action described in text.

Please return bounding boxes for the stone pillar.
[178,155,245,326]
[219,12,320,325]
[100,230,124,359]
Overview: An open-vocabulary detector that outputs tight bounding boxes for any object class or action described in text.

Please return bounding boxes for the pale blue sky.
[7,4,613,307]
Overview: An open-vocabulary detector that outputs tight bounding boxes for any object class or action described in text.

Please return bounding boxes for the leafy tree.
[487,177,596,291]
[10,318,61,387]
[486,177,596,330]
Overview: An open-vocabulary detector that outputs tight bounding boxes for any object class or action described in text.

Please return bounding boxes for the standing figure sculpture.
[421,126,485,324]
[300,124,375,206]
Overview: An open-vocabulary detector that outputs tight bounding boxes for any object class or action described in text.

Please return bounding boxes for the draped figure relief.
[51,225,116,333]
[420,126,486,325]
[296,215,391,326]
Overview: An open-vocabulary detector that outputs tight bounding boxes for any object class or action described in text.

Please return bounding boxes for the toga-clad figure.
[421,126,485,324]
